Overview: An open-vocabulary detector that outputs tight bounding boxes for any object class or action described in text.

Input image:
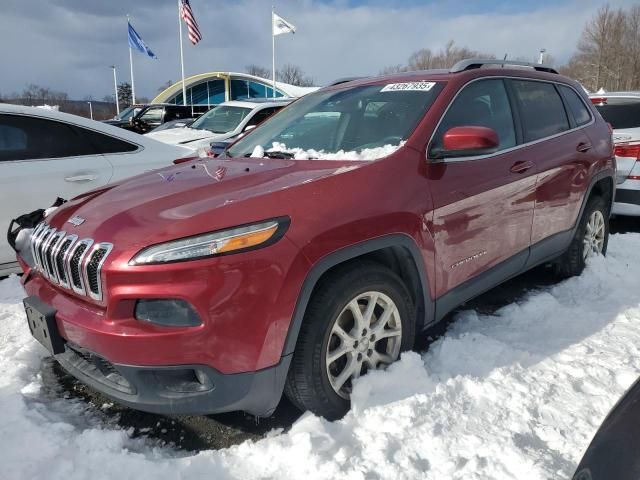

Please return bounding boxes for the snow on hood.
[3,233,640,478]
[250,141,405,161]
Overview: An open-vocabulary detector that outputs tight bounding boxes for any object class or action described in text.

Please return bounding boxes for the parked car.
[145,99,291,156]
[149,118,196,133]
[105,104,209,134]
[0,103,195,276]
[102,105,144,128]
[573,376,640,480]
[19,59,615,420]
[590,92,640,216]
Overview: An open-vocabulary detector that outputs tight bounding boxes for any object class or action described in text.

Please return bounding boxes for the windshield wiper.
[263,151,295,159]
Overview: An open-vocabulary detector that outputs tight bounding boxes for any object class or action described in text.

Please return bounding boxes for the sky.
[0,0,636,101]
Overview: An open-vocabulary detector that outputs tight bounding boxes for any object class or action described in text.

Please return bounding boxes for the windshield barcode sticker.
[381,81,436,92]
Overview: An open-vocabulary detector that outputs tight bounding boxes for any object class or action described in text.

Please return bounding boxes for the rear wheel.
[284,261,415,419]
[555,195,610,278]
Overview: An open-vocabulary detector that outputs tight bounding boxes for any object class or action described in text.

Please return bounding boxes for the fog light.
[134,299,201,327]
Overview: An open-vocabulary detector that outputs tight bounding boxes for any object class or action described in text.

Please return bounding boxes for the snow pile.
[251,141,404,161]
[1,234,640,479]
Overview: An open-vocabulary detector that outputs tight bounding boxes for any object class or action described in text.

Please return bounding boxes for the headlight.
[130,217,289,265]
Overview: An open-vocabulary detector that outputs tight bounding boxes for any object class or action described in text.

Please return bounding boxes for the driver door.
[426,78,537,300]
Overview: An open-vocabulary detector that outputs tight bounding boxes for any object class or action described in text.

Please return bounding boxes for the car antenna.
[502,54,507,67]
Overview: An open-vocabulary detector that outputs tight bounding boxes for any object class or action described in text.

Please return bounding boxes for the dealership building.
[152,72,317,105]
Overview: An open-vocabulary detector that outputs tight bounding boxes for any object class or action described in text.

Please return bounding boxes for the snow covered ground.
[2,233,640,480]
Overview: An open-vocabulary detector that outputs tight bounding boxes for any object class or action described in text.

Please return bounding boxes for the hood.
[146,127,230,147]
[48,157,365,253]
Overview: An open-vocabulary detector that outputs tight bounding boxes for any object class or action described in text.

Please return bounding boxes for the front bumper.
[612,179,640,216]
[55,342,291,416]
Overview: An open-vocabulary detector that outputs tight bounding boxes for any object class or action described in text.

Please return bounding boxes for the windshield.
[190,105,252,133]
[227,82,444,161]
[594,98,640,129]
[117,106,141,121]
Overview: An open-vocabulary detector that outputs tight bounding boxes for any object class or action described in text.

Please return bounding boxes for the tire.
[284,260,415,420]
[555,194,610,278]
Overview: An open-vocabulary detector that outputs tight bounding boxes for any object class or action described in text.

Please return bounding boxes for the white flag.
[272,12,296,36]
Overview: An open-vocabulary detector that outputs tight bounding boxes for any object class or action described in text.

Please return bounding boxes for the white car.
[0,103,194,275]
[590,92,640,216]
[145,99,291,155]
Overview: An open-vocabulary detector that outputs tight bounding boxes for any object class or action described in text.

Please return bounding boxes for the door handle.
[510,161,534,174]
[576,142,592,153]
[64,174,98,182]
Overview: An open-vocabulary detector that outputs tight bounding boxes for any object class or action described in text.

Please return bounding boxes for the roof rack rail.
[450,58,559,75]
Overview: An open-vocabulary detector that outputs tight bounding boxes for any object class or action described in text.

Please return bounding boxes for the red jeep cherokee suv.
[20,59,615,420]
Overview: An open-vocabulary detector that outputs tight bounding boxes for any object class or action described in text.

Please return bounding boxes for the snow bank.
[1,234,640,479]
[251,141,404,161]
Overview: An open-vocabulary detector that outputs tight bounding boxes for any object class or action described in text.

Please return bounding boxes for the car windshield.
[226,82,444,161]
[593,97,640,129]
[190,105,252,133]
[117,106,141,121]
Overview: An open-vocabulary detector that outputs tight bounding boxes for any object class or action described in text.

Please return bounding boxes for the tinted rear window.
[511,80,570,142]
[559,86,592,126]
[593,98,640,129]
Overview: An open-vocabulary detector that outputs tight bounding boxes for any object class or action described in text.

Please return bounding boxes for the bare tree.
[381,40,494,74]
[157,80,174,93]
[277,64,314,86]
[245,64,271,79]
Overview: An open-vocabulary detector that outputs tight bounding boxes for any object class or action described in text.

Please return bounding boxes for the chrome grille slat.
[29,224,112,302]
[83,243,113,301]
[53,234,77,288]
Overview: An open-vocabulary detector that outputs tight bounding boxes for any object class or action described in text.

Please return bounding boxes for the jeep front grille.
[30,224,113,301]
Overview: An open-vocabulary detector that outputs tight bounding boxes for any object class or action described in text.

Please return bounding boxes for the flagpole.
[178,0,187,106]
[127,16,136,105]
[272,6,276,98]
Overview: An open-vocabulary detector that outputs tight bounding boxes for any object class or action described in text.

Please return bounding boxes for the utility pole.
[87,101,93,120]
[110,65,120,115]
[538,48,546,65]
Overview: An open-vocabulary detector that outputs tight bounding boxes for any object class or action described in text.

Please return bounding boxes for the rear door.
[427,78,537,299]
[592,97,640,182]
[509,80,593,246]
[0,113,112,265]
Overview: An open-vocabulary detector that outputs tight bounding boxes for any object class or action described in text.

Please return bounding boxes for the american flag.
[180,0,202,45]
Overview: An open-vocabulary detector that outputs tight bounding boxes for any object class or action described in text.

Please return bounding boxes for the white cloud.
[0,0,636,99]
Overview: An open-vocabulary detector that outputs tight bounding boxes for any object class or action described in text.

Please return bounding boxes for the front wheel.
[555,195,610,278]
[284,261,415,420]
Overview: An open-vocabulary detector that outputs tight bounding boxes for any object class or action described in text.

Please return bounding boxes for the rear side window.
[245,107,281,128]
[0,114,97,161]
[139,107,163,122]
[431,78,516,154]
[593,98,640,129]
[559,85,592,126]
[79,128,138,154]
[511,80,569,142]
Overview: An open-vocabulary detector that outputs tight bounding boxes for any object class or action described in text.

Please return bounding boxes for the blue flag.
[128,21,157,59]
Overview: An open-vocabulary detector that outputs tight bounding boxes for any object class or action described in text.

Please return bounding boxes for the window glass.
[80,128,138,154]
[245,107,281,128]
[559,85,591,127]
[431,79,515,155]
[230,80,286,100]
[512,80,569,142]
[139,107,163,122]
[0,114,97,161]
[592,97,640,129]
[190,105,252,133]
[116,106,141,121]
[227,83,444,159]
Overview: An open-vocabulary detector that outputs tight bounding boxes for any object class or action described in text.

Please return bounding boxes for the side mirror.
[432,126,499,159]
[243,124,257,133]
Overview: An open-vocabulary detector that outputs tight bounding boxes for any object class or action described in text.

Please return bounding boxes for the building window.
[171,79,226,106]
[230,79,285,100]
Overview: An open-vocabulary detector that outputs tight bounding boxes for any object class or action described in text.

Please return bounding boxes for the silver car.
[590,92,640,216]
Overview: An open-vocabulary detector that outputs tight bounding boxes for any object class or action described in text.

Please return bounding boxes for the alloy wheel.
[325,291,402,399]
[583,210,606,260]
